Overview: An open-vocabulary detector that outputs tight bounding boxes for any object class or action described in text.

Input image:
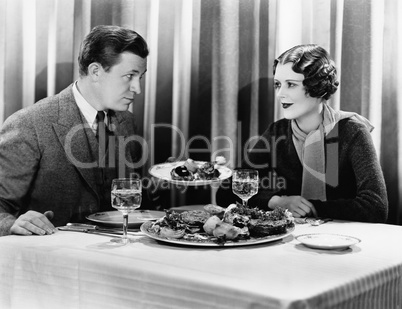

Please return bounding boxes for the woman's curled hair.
[273,44,339,100]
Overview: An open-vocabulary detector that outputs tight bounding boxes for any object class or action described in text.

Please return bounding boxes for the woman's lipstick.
[282,103,293,109]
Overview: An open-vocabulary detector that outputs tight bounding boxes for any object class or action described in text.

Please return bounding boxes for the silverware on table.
[310,218,333,226]
[294,218,333,226]
[57,223,145,237]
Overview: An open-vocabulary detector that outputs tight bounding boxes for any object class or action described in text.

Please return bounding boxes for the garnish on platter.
[170,157,225,181]
[149,156,232,185]
[142,203,295,246]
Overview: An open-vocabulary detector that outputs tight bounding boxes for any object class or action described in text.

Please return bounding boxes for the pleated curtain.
[0,0,401,224]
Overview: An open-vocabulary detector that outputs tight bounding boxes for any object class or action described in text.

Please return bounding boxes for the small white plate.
[86,210,164,228]
[296,233,361,250]
[149,161,232,186]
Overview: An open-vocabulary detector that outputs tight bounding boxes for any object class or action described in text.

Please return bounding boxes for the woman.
[217,44,388,223]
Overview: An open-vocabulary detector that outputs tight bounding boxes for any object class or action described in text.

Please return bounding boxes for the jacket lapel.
[110,111,133,136]
[109,111,137,178]
[52,86,99,197]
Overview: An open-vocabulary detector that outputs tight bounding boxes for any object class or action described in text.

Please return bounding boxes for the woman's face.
[274,63,322,125]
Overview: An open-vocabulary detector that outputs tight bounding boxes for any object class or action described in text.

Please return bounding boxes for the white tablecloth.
[0,220,401,309]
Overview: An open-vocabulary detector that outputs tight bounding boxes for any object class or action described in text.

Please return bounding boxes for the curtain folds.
[211,0,239,168]
[0,0,401,223]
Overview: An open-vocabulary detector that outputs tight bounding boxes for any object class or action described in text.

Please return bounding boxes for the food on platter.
[203,216,221,235]
[203,204,225,218]
[145,203,294,245]
[170,165,194,181]
[214,156,227,165]
[159,227,186,239]
[184,158,199,173]
[149,156,232,185]
[248,219,288,237]
[223,204,250,227]
[180,209,210,225]
[204,204,225,214]
[197,162,220,180]
[170,158,226,181]
[212,222,243,240]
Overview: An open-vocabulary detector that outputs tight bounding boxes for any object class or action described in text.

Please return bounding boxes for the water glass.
[232,169,259,207]
[111,178,142,244]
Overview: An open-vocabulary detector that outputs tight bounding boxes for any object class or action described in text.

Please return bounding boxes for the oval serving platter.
[149,161,232,186]
[140,221,295,247]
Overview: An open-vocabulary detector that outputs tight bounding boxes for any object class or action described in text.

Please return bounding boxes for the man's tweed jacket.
[0,85,140,235]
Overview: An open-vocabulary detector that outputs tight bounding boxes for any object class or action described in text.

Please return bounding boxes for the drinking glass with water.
[111,178,142,244]
[232,169,259,207]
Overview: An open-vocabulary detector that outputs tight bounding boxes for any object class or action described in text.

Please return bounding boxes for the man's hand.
[10,210,56,235]
[268,195,317,218]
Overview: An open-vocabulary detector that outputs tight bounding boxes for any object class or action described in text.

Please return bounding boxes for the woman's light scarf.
[291,103,374,201]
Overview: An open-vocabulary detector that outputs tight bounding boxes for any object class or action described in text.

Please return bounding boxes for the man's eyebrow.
[274,78,304,82]
[125,69,147,75]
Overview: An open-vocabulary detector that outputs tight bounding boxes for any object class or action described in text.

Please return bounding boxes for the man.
[0,25,149,236]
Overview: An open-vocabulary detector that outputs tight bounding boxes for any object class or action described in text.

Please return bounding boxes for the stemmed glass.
[232,169,259,207]
[111,178,142,244]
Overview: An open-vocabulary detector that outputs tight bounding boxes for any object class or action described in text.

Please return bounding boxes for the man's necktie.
[95,111,113,204]
[96,111,109,151]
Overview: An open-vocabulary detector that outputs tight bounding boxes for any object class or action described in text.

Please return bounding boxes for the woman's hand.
[268,195,316,218]
[10,210,56,235]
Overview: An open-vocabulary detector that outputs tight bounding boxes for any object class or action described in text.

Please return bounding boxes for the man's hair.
[273,44,339,100]
[78,25,149,76]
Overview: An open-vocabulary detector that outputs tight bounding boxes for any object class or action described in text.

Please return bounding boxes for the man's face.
[95,52,147,111]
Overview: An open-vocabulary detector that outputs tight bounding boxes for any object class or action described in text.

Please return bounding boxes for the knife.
[66,223,142,233]
[58,225,144,237]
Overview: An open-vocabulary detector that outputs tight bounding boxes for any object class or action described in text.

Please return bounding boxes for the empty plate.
[296,233,361,250]
[86,210,164,228]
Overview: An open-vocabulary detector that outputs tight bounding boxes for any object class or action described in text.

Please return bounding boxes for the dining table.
[0,210,401,309]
